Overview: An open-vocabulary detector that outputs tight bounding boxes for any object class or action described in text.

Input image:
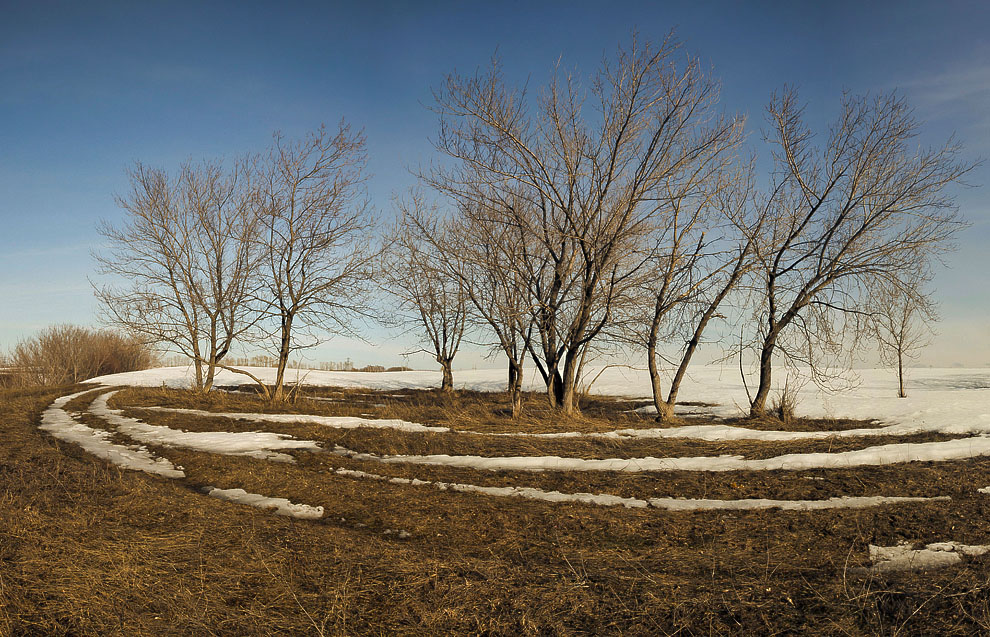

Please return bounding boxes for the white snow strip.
[94,365,990,445]
[855,541,990,573]
[331,467,945,511]
[91,393,321,462]
[40,390,184,478]
[138,406,451,434]
[329,434,990,473]
[979,486,990,495]
[128,407,982,442]
[204,487,324,519]
[646,495,948,511]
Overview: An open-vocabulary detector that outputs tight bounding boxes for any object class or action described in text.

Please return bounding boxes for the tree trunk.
[656,400,676,423]
[558,348,579,415]
[203,347,217,392]
[546,367,564,409]
[508,359,523,418]
[439,358,454,392]
[666,277,735,417]
[897,349,906,398]
[192,348,204,392]
[272,314,293,403]
[646,330,667,420]
[750,338,775,417]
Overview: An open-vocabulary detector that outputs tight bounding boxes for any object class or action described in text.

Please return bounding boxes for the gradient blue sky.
[1,0,987,368]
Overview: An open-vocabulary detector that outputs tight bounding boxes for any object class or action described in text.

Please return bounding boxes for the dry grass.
[2,384,989,635]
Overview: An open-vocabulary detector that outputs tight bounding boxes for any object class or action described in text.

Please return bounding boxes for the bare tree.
[452,201,535,416]
[252,123,378,402]
[870,268,937,398]
[618,133,752,422]
[382,194,468,391]
[743,90,970,417]
[428,35,737,414]
[95,159,260,391]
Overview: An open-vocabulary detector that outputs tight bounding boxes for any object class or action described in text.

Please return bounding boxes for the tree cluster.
[96,123,377,400]
[95,35,970,411]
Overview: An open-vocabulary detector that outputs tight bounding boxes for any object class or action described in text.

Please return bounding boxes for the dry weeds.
[1,384,988,635]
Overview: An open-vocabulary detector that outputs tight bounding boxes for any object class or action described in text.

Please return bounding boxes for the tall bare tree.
[95,159,260,391]
[453,201,535,416]
[254,123,378,402]
[382,194,468,391]
[870,268,937,398]
[743,90,970,416]
[428,35,738,413]
[617,129,752,422]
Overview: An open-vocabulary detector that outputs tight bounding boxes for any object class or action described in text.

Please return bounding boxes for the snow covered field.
[89,364,990,434]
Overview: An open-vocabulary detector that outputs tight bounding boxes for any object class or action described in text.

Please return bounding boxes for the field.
[2,367,990,635]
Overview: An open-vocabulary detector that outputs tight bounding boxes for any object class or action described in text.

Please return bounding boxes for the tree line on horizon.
[90,33,970,417]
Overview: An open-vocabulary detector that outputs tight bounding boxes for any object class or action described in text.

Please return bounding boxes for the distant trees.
[869,267,938,398]
[740,91,969,416]
[8,324,155,386]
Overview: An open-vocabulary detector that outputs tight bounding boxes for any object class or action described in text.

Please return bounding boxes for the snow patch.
[204,487,324,519]
[331,467,945,511]
[140,406,451,434]
[647,495,947,511]
[91,393,321,462]
[855,541,990,574]
[40,390,184,478]
[330,435,990,473]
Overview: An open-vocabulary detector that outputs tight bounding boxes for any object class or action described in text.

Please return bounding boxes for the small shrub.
[771,378,800,424]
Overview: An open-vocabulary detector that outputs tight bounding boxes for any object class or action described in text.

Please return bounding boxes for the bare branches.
[256,123,379,402]
[869,267,938,398]
[744,89,971,416]
[8,325,156,387]
[382,192,468,391]
[94,158,261,391]
[427,35,739,413]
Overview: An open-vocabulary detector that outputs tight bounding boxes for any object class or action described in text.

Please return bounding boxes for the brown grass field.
[1,384,989,635]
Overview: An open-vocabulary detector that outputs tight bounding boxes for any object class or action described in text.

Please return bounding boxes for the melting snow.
[39,390,184,478]
[92,393,321,462]
[855,541,990,573]
[204,487,324,519]
[330,435,990,473]
[139,406,451,434]
[331,467,945,511]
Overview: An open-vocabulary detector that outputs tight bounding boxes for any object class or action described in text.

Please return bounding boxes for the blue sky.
[1,0,987,368]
